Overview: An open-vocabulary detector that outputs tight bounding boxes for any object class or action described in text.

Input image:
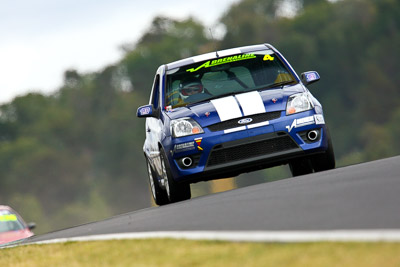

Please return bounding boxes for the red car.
[0,205,35,245]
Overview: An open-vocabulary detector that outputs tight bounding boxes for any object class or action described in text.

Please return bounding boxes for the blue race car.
[137,43,335,205]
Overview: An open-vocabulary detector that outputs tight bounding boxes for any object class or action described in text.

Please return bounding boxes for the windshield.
[0,210,25,232]
[165,50,296,108]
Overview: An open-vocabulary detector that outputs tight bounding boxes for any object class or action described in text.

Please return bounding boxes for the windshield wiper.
[256,80,296,90]
[186,90,248,107]
[209,90,248,100]
[186,81,296,107]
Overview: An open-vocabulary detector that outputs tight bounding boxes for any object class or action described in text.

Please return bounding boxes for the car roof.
[0,205,26,223]
[0,205,12,210]
[166,43,274,70]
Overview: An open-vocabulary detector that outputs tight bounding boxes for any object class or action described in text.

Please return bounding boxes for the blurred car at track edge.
[0,205,35,245]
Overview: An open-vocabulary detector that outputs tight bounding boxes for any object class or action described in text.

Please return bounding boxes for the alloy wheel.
[147,162,156,200]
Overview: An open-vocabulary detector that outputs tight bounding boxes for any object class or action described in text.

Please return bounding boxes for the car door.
[145,68,165,176]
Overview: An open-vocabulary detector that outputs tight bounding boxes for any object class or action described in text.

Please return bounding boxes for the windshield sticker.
[263,54,274,61]
[186,54,256,72]
[0,214,18,221]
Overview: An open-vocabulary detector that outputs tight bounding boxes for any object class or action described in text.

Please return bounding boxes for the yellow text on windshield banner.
[187,54,256,72]
[0,214,18,221]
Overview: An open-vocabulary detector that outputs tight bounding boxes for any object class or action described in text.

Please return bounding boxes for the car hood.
[165,85,304,127]
[0,229,33,245]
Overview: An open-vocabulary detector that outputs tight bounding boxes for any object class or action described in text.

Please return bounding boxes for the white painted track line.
[28,230,400,245]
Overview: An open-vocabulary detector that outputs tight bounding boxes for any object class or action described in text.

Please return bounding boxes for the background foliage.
[0,0,398,233]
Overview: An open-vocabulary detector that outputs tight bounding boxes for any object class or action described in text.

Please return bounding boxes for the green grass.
[1,239,400,267]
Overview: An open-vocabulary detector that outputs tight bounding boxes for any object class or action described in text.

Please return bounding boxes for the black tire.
[311,127,336,172]
[289,158,314,177]
[160,148,191,203]
[146,158,169,206]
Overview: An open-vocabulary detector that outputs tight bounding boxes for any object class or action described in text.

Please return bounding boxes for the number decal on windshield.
[263,54,274,61]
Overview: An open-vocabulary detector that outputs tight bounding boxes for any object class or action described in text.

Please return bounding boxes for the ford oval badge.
[238,118,253,124]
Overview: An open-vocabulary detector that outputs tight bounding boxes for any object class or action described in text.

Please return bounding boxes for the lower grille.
[207,135,298,167]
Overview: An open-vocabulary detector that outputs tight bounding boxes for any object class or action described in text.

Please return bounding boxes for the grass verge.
[1,239,400,267]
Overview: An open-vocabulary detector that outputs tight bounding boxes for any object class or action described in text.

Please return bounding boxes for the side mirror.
[27,222,36,230]
[137,104,160,118]
[300,71,320,86]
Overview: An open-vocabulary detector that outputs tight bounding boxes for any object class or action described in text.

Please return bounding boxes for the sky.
[0,0,239,104]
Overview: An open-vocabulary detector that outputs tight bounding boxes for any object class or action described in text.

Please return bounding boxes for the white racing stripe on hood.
[211,96,242,122]
[235,91,266,116]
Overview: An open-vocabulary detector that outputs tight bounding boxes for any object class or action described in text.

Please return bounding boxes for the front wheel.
[146,159,169,206]
[311,127,336,172]
[289,158,314,177]
[160,148,191,203]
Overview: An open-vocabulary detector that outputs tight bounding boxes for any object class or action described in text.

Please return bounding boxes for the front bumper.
[164,110,329,183]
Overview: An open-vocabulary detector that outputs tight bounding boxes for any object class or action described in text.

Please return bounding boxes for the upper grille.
[207,111,281,132]
[206,135,298,167]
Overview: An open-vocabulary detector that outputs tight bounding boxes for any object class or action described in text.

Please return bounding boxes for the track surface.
[25,156,400,243]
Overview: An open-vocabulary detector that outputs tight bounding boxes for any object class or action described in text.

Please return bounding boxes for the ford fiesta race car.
[137,43,335,205]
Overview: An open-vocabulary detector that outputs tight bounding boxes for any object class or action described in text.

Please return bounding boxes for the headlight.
[286,93,313,115]
[171,118,204,137]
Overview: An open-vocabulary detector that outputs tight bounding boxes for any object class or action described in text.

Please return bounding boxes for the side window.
[149,74,160,108]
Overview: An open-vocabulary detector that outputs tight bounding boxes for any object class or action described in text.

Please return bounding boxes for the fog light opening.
[182,157,193,167]
[307,130,318,141]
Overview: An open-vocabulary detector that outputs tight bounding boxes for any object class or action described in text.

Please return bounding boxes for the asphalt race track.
[24,156,400,243]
